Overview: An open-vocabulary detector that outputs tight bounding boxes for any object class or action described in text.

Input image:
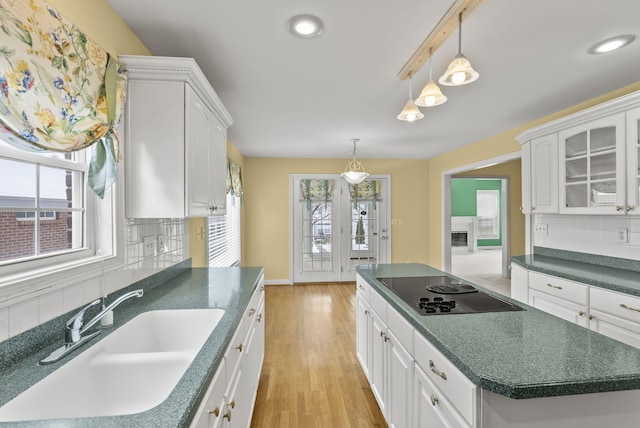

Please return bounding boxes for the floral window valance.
[0,1,127,198]
[226,158,244,205]
[350,180,381,209]
[300,179,334,210]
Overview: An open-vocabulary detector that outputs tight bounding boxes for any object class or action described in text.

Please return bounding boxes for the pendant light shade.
[416,48,447,107]
[439,13,479,86]
[397,73,424,122]
[341,139,369,184]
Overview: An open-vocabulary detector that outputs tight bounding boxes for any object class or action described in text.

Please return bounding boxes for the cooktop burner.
[377,276,523,315]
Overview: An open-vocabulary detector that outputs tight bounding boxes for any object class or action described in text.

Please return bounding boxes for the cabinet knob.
[223,410,232,421]
[209,407,220,416]
[257,313,263,322]
[229,400,236,409]
[616,205,623,212]
[430,394,439,406]
[578,310,584,316]
[248,308,256,317]
[588,314,594,320]
[364,309,369,315]
[627,205,634,212]
[531,206,535,211]
[236,343,243,352]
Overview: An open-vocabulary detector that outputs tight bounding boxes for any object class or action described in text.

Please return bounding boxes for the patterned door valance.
[300,179,334,210]
[350,180,381,209]
[0,1,126,198]
[226,158,244,205]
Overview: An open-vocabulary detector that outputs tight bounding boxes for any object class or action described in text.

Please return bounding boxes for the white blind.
[207,193,241,267]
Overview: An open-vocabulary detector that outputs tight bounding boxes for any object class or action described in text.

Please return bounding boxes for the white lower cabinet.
[190,281,265,428]
[414,363,469,428]
[527,271,589,327]
[510,263,528,304]
[386,329,414,428]
[529,289,589,327]
[356,282,372,382]
[589,287,640,349]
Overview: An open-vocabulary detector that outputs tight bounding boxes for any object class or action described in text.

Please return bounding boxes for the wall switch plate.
[617,228,628,243]
[534,223,548,235]
[143,235,156,257]
[157,234,165,253]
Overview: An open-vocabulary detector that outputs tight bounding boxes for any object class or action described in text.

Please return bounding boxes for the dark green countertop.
[0,266,264,427]
[356,263,640,399]
[511,253,640,297]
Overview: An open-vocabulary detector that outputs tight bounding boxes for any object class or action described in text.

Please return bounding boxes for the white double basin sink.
[0,308,225,422]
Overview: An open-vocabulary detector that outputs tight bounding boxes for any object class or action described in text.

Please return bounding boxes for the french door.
[291,174,390,283]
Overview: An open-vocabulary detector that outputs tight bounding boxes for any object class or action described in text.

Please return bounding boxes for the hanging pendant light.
[416,48,447,107]
[341,138,369,184]
[439,13,479,86]
[397,72,424,122]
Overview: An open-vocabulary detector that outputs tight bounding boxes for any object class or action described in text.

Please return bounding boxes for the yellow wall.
[46,0,150,57]
[243,158,429,280]
[427,81,640,269]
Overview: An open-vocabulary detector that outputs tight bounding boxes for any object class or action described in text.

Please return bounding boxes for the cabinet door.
[589,309,640,349]
[356,293,371,381]
[530,134,559,213]
[529,289,589,327]
[370,309,387,418]
[626,107,640,215]
[387,330,414,428]
[414,364,468,428]
[559,113,626,214]
[211,119,227,215]
[510,263,529,305]
[186,85,216,217]
[190,358,227,428]
[520,141,532,214]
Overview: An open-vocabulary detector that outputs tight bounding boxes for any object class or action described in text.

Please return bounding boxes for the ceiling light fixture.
[589,35,635,54]
[439,13,479,86]
[341,138,369,184]
[397,73,424,122]
[416,48,447,107]
[287,14,324,38]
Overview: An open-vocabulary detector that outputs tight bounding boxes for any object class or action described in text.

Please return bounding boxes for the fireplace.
[451,216,477,252]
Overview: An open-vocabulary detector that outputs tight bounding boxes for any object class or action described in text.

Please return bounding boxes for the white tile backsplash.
[2,218,187,343]
[534,214,640,260]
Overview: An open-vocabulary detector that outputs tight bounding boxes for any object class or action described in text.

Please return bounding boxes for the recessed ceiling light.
[589,35,635,54]
[287,14,324,38]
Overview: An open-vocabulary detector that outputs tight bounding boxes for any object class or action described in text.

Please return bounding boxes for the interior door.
[292,175,390,283]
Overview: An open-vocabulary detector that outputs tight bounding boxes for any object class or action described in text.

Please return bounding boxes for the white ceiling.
[107,0,640,160]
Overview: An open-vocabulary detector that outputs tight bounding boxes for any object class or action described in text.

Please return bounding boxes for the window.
[207,193,241,267]
[0,140,117,295]
[476,190,500,239]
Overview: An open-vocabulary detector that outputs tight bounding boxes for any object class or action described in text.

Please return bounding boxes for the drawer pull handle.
[248,308,256,316]
[209,407,220,416]
[223,410,232,421]
[236,343,243,352]
[429,360,447,380]
[620,304,640,313]
[546,283,562,290]
[430,394,439,406]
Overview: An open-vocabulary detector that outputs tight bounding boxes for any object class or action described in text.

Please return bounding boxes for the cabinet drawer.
[591,287,640,324]
[414,331,476,426]
[415,363,471,428]
[369,288,387,322]
[190,358,227,428]
[387,303,414,354]
[529,271,588,306]
[356,275,370,302]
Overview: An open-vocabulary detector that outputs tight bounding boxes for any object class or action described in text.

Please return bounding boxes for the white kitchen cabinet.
[121,55,233,218]
[414,363,469,428]
[386,328,414,428]
[356,291,371,382]
[520,135,559,215]
[559,113,626,214]
[528,271,589,327]
[510,263,528,304]
[589,287,640,349]
[626,107,640,215]
[189,280,264,428]
[369,307,387,417]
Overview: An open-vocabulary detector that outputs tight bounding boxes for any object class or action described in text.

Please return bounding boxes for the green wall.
[451,179,502,246]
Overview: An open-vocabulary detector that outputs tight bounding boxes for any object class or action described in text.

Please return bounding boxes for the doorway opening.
[442,153,521,296]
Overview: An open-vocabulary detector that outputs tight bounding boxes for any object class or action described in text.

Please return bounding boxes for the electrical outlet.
[157,234,165,253]
[534,223,548,235]
[143,235,156,257]
[617,228,628,243]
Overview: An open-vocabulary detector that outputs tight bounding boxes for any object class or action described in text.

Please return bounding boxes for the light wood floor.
[250,283,387,428]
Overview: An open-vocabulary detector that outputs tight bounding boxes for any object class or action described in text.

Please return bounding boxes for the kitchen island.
[356,263,640,428]
[0,265,264,427]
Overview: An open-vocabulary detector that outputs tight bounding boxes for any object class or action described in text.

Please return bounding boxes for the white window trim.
[0,151,125,308]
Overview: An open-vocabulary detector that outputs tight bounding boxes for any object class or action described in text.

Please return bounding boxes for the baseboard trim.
[264,279,292,285]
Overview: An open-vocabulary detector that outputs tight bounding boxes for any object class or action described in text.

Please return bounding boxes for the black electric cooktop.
[377,275,523,315]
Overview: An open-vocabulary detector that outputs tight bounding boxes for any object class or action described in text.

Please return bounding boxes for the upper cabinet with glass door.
[626,107,640,215]
[559,114,626,214]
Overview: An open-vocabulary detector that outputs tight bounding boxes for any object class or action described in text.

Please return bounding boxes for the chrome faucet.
[39,289,144,365]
